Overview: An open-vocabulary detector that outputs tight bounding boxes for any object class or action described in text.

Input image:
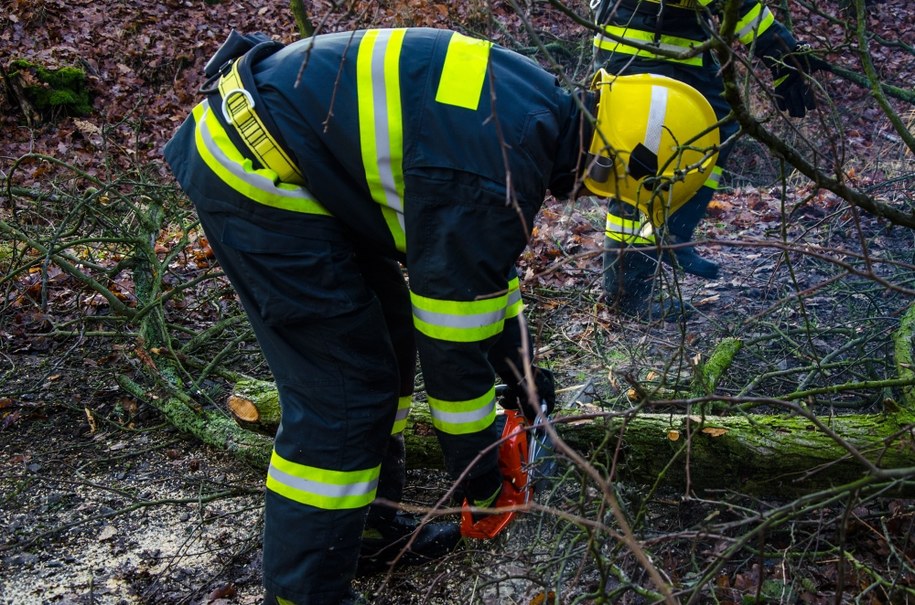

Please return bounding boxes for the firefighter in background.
[164,27,718,604]
[592,0,818,317]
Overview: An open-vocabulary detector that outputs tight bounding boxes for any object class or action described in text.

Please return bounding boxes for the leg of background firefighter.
[195,209,393,604]
[661,166,722,279]
[603,200,682,319]
[354,254,461,574]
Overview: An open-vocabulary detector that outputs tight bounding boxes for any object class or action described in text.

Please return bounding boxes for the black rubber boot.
[264,587,366,604]
[603,237,687,321]
[357,511,462,575]
[662,192,719,279]
[666,235,719,279]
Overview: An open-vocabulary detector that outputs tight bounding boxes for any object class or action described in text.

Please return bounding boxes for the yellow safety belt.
[217,61,305,186]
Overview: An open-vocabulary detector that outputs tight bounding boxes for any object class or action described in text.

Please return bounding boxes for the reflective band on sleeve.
[704,165,723,190]
[605,211,656,245]
[427,385,497,435]
[435,32,492,110]
[391,395,411,435]
[193,101,330,216]
[594,25,703,66]
[736,4,775,44]
[266,449,380,510]
[357,29,408,252]
[411,290,510,343]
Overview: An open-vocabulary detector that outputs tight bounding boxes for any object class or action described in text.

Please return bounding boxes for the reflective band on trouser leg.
[266,449,380,510]
[411,289,511,343]
[606,211,656,245]
[192,101,330,216]
[357,29,408,253]
[593,25,703,66]
[427,385,497,435]
[390,395,411,435]
[505,276,524,320]
[736,4,775,44]
[704,165,723,191]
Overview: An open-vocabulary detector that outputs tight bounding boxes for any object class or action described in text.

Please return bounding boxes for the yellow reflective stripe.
[411,290,509,343]
[193,102,330,216]
[435,32,492,110]
[266,449,380,510]
[605,211,656,244]
[505,276,523,320]
[391,395,411,435]
[357,29,407,253]
[629,0,701,7]
[427,385,497,435]
[217,61,305,185]
[594,25,703,66]
[736,4,775,44]
[704,165,723,190]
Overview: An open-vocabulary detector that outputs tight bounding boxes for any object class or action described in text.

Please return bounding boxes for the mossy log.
[223,378,914,496]
[132,302,915,496]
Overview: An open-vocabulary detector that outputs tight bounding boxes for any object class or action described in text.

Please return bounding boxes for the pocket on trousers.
[220,215,369,325]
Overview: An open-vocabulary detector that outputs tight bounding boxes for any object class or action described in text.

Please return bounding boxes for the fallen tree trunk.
[222,377,914,496]
[129,303,915,497]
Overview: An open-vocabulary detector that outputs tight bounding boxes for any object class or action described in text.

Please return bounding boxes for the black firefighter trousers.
[188,181,414,603]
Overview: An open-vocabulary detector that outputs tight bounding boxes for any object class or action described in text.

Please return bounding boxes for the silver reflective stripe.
[412,306,506,330]
[430,398,496,426]
[198,102,319,205]
[369,30,406,234]
[507,286,522,309]
[644,86,668,155]
[267,466,379,499]
[737,6,773,42]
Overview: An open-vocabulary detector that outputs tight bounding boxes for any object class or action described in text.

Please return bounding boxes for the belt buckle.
[220,87,256,125]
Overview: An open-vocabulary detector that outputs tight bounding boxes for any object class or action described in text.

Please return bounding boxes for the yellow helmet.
[584,71,720,227]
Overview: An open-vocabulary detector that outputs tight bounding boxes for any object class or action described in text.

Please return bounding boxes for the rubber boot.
[603,237,687,321]
[662,190,719,279]
[358,434,461,575]
[264,587,366,604]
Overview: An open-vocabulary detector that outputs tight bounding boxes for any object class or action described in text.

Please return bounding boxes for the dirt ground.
[2,1,915,604]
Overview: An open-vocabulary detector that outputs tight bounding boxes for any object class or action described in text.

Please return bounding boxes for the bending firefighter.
[164,27,718,604]
[592,0,818,317]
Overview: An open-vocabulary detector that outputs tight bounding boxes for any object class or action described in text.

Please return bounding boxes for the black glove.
[766,41,818,118]
[499,367,556,423]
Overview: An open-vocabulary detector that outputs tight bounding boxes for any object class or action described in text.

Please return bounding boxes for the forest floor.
[2,1,914,604]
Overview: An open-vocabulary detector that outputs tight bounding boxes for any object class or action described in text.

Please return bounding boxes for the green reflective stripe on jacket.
[736,4,775,44]
[435,32,492,110]
[411,290,509,343]
[594,25,703,66]
[266,449,380,510]
[390,395,411,435]
[357,29,408,253]
[505,276,523,320]
[704,165,723,190]
[193,101,330,216]
[606,211,656,245]
[427,385,497,435]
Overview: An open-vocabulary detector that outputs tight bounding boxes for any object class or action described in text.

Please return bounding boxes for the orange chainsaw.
[460,386,555,539]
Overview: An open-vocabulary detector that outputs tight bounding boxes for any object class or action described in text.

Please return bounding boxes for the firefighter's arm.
[705,0,820,117]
